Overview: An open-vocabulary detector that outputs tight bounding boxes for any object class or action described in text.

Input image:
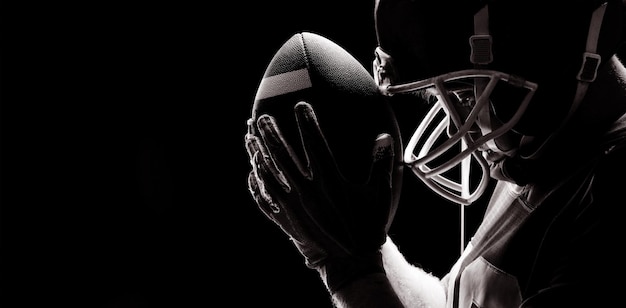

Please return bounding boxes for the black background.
[3,1,625,307]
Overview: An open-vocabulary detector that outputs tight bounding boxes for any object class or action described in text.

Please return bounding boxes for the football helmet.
[373,0,624,205]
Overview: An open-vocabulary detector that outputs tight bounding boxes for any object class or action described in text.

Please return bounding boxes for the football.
[249,31,403,228]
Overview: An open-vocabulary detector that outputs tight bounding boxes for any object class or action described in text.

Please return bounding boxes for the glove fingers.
[248,156,282,218]
[253,133,292,191]
[244,132,258,161]
[257,114,310,184]
[252,151,310,226]
[251,154,332,267]
[248,173,284,232]
[249,153,306,231]
[293,102,341,182]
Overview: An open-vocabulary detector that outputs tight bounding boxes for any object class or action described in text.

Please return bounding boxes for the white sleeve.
[381,237,447,308]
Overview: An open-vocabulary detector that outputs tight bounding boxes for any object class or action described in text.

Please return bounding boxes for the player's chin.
[482,150,512,182]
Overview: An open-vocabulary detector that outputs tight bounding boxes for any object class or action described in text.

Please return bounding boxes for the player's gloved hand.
[245,102,396,294]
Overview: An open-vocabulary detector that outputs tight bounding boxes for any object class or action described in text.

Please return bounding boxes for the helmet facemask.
[374,46,538,205]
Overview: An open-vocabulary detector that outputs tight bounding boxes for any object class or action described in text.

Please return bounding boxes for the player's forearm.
[381,237,447,308]
[321,237,446,308]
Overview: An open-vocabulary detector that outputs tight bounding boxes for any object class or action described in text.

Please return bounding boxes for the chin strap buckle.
[469,34,493,65]
[470,5,492,66]
[577,52,601,82]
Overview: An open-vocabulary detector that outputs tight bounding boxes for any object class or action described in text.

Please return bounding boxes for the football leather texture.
[250,31,403,227]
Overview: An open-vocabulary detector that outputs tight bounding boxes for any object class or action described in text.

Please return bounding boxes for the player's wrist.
[317,250,385,294]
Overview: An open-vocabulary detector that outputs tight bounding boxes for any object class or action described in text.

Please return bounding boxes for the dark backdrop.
[3,1,625,307]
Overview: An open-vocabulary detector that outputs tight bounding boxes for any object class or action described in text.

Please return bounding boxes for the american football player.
[245,0,626,307]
